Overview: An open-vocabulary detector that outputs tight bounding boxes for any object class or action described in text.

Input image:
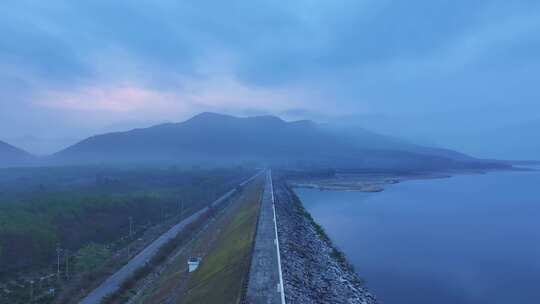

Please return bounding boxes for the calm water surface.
[296,169,540,304]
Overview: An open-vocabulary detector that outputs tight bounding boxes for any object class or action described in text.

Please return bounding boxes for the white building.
[188,257,202,272]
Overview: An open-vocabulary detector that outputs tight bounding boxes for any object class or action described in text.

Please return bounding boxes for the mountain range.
[0,112,512,170]
[41,112,506,171]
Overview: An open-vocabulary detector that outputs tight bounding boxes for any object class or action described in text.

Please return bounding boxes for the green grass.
[180,181,262,304]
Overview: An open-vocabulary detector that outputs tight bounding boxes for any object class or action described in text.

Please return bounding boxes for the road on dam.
[245,170,286,304]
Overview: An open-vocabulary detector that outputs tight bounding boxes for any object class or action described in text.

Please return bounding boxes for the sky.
[1,0,539,159]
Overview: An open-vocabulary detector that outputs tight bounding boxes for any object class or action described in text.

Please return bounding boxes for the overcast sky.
[1,0,539,158]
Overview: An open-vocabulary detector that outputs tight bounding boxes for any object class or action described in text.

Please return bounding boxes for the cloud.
[33,73,316,123]
[37,85,179,113]
[1,0,540,157]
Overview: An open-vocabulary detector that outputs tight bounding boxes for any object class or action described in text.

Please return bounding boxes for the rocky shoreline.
[274,180,377,304]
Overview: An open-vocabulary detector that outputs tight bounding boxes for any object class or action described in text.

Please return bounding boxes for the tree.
[75,243,110,273]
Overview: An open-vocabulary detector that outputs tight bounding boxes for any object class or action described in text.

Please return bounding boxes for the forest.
[0,165,252,302]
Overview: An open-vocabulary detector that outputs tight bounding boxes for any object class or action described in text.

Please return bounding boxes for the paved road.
[80,172,262,304]
[245,171,286,304]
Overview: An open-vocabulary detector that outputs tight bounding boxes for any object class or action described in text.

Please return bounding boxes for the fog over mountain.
[0,140,34,167]
[1,1,539,160]
[49,112,505,171]
[340,114,540,161]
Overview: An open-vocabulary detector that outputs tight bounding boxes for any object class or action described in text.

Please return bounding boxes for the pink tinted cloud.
[34,75,317,122]
[37,85,181,113]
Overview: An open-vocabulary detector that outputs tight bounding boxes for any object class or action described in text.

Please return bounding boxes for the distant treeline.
[0,165,253,276]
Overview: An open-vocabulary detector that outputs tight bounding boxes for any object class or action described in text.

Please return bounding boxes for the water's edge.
[293,168,540,304]
[274,180,377,304]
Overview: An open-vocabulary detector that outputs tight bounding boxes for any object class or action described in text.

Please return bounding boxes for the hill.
[0,140,34,168]
[51,112,507,171]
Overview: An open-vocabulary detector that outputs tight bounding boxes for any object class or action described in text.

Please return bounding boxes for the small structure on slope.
[188,257,202,272]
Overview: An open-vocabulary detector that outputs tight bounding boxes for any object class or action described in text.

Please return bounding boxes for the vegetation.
[0,165,252,303]
[75,243,111,273]
[179,178,262,304]
[101,205,220,304]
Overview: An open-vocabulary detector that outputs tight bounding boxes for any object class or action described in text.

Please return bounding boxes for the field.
[0,165,253,304]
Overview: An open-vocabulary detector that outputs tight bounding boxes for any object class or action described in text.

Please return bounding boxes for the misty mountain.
[51,112,506,171]
[471,120,540,160]
[322,124,475,162]
[0,140,34,167]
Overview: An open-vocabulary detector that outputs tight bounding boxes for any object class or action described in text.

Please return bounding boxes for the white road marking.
[269,170,286,304]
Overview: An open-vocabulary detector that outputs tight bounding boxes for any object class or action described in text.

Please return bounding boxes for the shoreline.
[273,178,377,304]
[286,166,540,304]
[287,167,530,193]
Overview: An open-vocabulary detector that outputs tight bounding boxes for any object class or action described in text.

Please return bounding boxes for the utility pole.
[129,216,134,238]
[65,249,70,280]
[56,247,61,282]
[29,280,34,303]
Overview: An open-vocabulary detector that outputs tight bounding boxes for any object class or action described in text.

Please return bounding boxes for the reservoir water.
[296,169,540,304]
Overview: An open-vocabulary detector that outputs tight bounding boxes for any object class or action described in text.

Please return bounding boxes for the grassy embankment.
[180,178,262,304]
[137,175,263,304]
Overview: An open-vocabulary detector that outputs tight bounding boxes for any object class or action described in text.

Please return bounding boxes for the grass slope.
[179,178,262,304]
